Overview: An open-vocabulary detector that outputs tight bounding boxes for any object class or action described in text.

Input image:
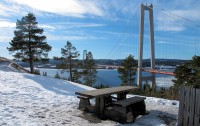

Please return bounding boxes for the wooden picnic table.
[75,86,139,115]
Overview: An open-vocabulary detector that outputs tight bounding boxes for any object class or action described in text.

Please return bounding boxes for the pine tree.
[55,72,61,79]
[54,41,80,82]
[43,71,47,76]
[33,69,41,75]
[173,55,200,88]
[118,55,136,86]
[83,52,97,87]
[7,13,52,73]
[72,69,81,83]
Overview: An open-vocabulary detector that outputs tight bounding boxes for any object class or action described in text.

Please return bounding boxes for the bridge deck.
[142,69,175,76]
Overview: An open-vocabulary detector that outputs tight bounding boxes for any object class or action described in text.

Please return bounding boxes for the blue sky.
[0,0,200,60]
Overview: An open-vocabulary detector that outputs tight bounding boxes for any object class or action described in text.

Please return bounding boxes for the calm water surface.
[38,68,174,88]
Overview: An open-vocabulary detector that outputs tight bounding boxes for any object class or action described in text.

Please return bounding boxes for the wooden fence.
[178,86,200,126]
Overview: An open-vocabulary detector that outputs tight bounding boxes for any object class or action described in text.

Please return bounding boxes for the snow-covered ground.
[0,62,179,126]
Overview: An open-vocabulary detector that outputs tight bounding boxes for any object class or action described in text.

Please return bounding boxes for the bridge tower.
[137,4,156,90]
[83,50,87,67]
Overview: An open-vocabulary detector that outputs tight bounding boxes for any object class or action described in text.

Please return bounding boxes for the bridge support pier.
[137,4,156,90]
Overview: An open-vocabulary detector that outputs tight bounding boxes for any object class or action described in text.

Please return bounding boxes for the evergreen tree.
[55,72,61,79]
[54,41,80,82]
[7,13,52,73]
[42,71,47,76]
[33,69,40,75]
[83,52,97,87]
[72,69,81,83]
[118,55,137,86]
[173,55,200,88]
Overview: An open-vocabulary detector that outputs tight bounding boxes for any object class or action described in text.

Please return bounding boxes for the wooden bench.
[104,96,146,123]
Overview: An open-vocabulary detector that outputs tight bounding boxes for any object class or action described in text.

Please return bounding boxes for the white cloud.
[156,38,200,48]
[0,1,28,17]
[68,23,105,28]
[39,24,56,30]
[0,4,12,16]
[149,0,200,32]
[46,22,106,30]
[46,34,107,41]
[171,10,200,21]
[7,0,104,18]
[0,19,15,28]
[94,0,140,21]
[156,25,185,32]
[0,19,14,43]
[155,10,187,32]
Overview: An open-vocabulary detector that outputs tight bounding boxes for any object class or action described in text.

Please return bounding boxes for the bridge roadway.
[142,68,175,76]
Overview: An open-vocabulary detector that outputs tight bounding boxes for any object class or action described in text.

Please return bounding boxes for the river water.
[38,68,174,89]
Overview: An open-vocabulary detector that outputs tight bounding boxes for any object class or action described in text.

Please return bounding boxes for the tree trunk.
[89,69,92,87]
[69,57,72,81]
[29,43,34,73]
[30,58,34,73]
[129,69,131,86]
[28,29,34,74]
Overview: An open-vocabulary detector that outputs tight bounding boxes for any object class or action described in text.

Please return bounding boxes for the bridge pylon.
[83,50,87,68]
[137,4,156,90]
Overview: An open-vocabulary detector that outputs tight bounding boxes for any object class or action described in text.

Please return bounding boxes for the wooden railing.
[178,86,200,126]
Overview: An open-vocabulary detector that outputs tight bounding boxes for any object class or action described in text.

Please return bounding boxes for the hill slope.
[0,64,179,126]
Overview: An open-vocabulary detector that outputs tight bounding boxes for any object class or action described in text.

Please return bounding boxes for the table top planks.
[75,86,139,98]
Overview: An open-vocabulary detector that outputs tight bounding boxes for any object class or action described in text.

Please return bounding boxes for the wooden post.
[113,106,127,123]
[79,98,90,110]
[188,88,195,126]
[99,96,105,116]
[96,96,105,116]
[194,89,200,126]
[183,87,190,125]
[96,97,100,114]
[177,87,184,126]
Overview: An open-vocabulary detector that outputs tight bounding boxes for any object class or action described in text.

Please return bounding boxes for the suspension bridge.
[97,3,200,89]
